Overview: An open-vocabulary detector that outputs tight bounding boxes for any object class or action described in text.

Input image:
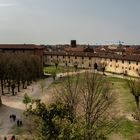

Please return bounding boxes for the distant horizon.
[1,42,140,46]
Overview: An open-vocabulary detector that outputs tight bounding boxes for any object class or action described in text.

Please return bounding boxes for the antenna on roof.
[119,41,124,45]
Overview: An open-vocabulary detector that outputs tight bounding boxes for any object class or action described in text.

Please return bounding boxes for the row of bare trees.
[0,54,42,97]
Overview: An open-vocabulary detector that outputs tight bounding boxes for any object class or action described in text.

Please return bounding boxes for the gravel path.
[0,78,53,138]
[0,70,136,139]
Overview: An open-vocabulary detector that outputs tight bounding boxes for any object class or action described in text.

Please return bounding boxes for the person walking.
[4,136,7,140]
[17,120,20,127]
[13,115,16,122]
[19,120,23,127]
[10,135,15,140]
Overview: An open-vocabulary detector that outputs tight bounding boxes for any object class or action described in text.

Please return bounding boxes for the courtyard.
[0,68,140,139]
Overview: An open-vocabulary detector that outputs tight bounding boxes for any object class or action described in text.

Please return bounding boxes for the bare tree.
[55,73,80,120]
[54,71,117,139]
[53,58,59,69]
[73,61,78,71]
[127,79,140,110]
[81,72,115,140]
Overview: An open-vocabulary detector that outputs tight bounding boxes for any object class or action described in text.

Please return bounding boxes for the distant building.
[0,44,44,67]
[44,45,140,77]
[1,43,140,77]
[71,40,76,47]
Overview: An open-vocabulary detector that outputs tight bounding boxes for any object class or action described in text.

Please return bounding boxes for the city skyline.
[0,0,140,45]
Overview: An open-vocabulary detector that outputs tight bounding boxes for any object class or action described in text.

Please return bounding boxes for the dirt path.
[0,78,53,138]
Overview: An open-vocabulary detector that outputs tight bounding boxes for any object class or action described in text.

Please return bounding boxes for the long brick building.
[0,43,140,77]
[44,44,140,77]
[0,44,44,66]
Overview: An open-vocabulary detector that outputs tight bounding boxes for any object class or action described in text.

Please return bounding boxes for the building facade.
[0,44,44,67]
[44,51,140,77]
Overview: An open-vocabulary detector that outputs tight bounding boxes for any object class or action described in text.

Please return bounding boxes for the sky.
[0,0,140,45]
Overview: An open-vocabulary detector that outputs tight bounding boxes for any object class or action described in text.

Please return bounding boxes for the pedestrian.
[4,136,7,140]
[13,115,16,122]
[17,120,20,127]
[9,115,12,122]
[19,120,23,127]
[10,135,15,140]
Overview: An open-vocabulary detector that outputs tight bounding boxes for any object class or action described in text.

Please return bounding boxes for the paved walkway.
[56,69,135,80]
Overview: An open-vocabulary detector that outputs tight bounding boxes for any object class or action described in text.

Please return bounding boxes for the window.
[136,62,138,65]
[75,56,77,59]
[122,67,124,69]
[82,57,84,59]
[63,56,65,59]
[51,55,52,58]
[89,63,91,67]
[110,65,112,67]
[136,68,138,72]
[89,57,91,60]
[110,59,112,62]
[133,66,135,70]
[129,67,131,70]
[116,59,118,63]
[129,61,131,64]
[122,60,124,63]
[69,56,70,59]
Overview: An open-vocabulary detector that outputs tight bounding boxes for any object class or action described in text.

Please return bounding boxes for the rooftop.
[0,44,44,50]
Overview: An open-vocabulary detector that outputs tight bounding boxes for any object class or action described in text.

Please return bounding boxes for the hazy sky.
[0,0,140,45]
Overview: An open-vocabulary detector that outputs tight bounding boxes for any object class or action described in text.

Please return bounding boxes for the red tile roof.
[44,51,140,62]
[64,46,85,52]
[0,44,44,50]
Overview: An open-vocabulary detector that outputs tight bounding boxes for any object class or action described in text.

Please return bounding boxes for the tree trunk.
[85,113,93,140]
[1,80,4,95]
[0,96,2,106]
[8,80,11,93]
[4,79,6,88]
[17,81,20,92]
[27,81,30,86]
[135,95,139,110]
[22,81,25,89]
[11,83,15,96]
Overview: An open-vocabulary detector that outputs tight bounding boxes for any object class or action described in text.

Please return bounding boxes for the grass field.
[44,66,77,74]
[106,77,140,140]
[51,74,140,140]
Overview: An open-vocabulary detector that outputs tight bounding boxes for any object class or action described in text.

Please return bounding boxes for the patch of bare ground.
[0,78,53,137]
[108,134,127,140]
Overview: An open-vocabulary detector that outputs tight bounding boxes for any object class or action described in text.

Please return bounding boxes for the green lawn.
[105,77,140,139]
[44,66,78,74]
[106,77,136,113]
[114,118,140,140]
[50,74,140,139]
